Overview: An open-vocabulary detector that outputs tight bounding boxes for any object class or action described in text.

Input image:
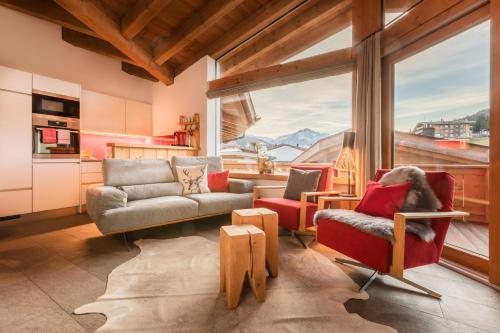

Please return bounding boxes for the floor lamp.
[335,132,356,196]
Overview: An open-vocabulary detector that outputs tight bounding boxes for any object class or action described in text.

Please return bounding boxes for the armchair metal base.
[334,258,442,299]
[291,231,307,248]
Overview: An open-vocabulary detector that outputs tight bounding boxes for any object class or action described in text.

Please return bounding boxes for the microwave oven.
[32,93,80,119]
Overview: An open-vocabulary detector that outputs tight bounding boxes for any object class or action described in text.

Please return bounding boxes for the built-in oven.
[32,92,80,119]
[32,113,80,159]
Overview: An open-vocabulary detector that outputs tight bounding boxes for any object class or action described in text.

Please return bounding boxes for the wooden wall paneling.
[208,47,355,98]
[153,0,245,65]
[489,0,500,285]
[55,0,174,85]
[121,0,172,39]
[352,0,383,45]
[0,0,97,37]
[381,0,488,57]
[221,0,352,76]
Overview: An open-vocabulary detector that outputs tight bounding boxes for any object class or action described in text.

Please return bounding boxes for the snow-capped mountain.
[272,128,329,148]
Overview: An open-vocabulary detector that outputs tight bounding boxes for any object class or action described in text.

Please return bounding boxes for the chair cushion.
[208,170,230,192]
[355,181,411,218]
[171,156,223,180]
[317,217,439,273]
[291,164,334,191]
[253,198,317,231]
[96,196,199,234]
[186,192,253,216]
[284,168,321,201]
[118,182,183,201]
[103,159,174,186]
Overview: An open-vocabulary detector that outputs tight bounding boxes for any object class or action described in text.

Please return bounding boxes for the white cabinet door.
[33,162,80,212]
[81,90,126,134]
[125,100,152,136]
[0,66,32,94]
[33,74,81,99]
[0,90,32,191]
[0,190,32,217]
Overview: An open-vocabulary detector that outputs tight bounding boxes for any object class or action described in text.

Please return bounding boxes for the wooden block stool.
[220,224,266,309]
[232,208,279,277]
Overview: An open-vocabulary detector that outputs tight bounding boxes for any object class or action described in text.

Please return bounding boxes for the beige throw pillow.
[176,165,210,195]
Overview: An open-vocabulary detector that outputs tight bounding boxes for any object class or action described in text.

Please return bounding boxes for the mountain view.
[226,128,329,150]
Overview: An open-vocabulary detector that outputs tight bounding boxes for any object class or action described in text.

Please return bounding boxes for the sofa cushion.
[95,196,199,234]
[176,165,210,195]
[186,192,253,216]
[355,181,411,218]
[103,159,174,186]
[171,156,223,180]
[119,182,183,201]
[253,198,317,231]
[283,168,321,201]
[228,178,254,193]
[208,170,230,192]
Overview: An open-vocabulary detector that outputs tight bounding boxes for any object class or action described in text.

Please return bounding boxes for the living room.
[0,0,499,332]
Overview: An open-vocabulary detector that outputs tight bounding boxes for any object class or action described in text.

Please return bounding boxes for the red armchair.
[253,164,339,247]
[316,170,468,298]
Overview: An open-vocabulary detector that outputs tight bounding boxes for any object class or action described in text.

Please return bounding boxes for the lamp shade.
[335,132,356,171]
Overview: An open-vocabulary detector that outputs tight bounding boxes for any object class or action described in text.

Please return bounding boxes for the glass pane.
[394,21,490,257]
[384,0,422,26]
[220,74,352,173]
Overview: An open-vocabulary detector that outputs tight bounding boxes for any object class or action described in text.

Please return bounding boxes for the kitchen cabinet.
[0,65,32,94]
[33,162,80,212]
[81,90,126,134]
[108,143,198,161]
[125,100,152,136]
[81,161,103,206]
[0,90,32,191]
[33,74,81,99]
[0,190,32,217]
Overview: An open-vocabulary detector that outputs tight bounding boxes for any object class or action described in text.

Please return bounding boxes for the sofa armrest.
[86,186,127,222]
[228,178,255,194]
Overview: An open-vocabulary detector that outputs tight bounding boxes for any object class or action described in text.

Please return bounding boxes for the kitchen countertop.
[81,159,103,162]
[106,143,198,150]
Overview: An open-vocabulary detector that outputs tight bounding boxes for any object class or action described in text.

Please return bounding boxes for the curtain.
[353,32,382,194]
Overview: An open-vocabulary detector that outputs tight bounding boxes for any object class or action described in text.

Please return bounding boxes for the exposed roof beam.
[208,47,355,98]
[55,0,174,85]
[121,62,159,82]
[221,0,352,76]
[384,0,421,13]
[235,9,352,73]
[153,0,244,65]
[0,0,96,36]
[62,27,132,63]
[121,0,171,39]
[381,0,488,57]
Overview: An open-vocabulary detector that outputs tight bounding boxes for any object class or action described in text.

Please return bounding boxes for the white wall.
[0,6,152,103]
[153,56,217,156]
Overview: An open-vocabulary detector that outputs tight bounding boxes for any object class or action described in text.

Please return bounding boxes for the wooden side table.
[232,208,279,277]
[220,224,266,309]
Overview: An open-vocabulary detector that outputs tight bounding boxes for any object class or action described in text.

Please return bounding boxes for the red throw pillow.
[207,170,230,192]
[355,181,411,218]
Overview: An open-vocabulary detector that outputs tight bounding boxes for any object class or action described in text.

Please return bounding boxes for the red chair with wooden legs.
[316,170,468,298]
[253,164,339,247]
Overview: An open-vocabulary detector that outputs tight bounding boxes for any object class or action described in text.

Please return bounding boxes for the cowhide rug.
[74,236,395,332]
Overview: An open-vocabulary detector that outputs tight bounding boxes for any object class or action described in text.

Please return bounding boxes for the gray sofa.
[86,156,255,235]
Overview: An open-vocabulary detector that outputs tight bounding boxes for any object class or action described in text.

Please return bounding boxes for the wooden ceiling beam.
[153,0,244,65]
[55,0,174,85]
[0,0,96,36]
[121,62,159,82]
[121,0,172,39]
[381,0,488,57]
[235,9,352,73]
[220,0,352,77]
[208,47,355,98]
[384,0,421,13]
[352,0,382,44]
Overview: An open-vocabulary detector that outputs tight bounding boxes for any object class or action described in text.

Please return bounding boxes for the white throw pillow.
[176,164,210,195]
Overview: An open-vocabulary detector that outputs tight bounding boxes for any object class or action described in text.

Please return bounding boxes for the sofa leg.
[359,271,379,293]
[122,232,131,251]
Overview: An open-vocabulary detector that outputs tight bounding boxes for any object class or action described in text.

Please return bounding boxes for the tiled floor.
[0,214,499,332]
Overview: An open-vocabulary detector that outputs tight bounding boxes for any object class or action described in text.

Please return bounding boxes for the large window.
[220,28,353,172]
[393,21,490,257]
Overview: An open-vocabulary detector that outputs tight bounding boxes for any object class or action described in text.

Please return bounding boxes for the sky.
[242,18,490,139]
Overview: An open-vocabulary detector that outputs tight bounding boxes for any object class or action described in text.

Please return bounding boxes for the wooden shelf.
[106,143,198,151]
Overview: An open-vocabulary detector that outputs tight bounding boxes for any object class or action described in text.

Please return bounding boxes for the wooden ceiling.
[0,0,353,85]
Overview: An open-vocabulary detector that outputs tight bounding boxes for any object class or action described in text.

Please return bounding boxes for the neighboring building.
[412,119,475,139]
[267,144,305,162]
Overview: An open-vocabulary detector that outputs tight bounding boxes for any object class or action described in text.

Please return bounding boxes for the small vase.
[257,157,267,174]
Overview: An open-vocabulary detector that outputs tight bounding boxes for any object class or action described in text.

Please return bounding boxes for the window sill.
[228,172,288,181]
